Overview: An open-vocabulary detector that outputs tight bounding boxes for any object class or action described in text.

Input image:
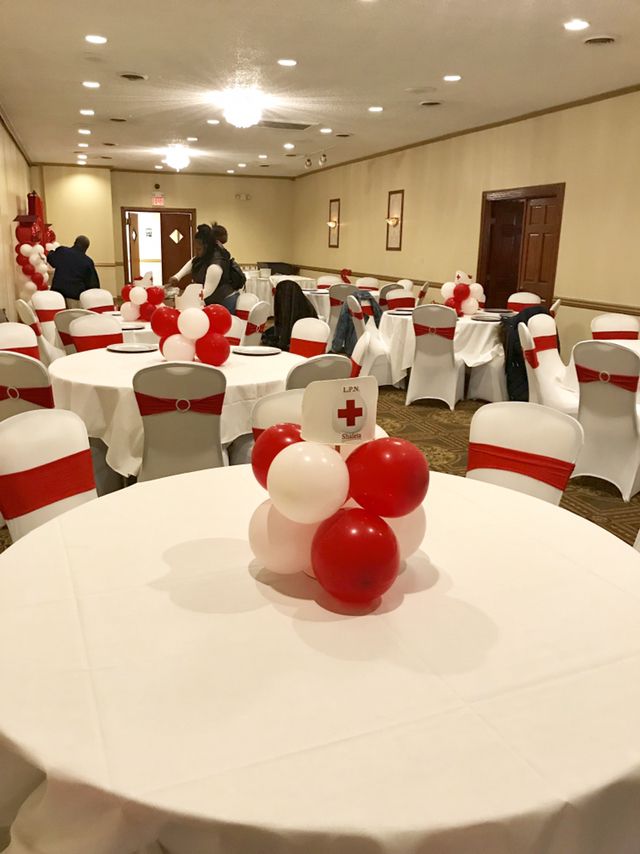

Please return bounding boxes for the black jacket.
[47,246,99,300]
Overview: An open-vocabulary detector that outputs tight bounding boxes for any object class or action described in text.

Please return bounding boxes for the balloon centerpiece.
[150,302,233,366]
[249,422,429,606]
[13,191,57,301]
[441,270,486,316]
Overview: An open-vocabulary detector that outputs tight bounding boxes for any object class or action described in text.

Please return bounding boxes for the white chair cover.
[0,352,53,422]
[285,354,352,390]
[397,279,414,291]
[328,284,356,339]
[242,302,270,346]
[252,388,305,437]
[0,323,40,362]
[362,322,393,386]
[378,284,397,311]
[406,304,464,410]
[386,288,417,311]
[289,318,330,358]
[525,314,578,416]
[0,409,96,541]
[175,283,204,310]
[79,288,116,313]
[54,309,93,354]
[15,299,64,365]
[550,298,561,317]
[518,322,540,404]
[508,291,542,312]
[31,290,66,347]
[346,295,367,340]
[571,341,640,500]
[467,401,583,505]
[317,274,343,289]
[417,282,431,305]
[355,277,379,290]
[350,334,369,378]
[591,312,640,341]
[236,292,259,321]
[69,315,124,352]
[225,315,245,347]
[133,362,227,482]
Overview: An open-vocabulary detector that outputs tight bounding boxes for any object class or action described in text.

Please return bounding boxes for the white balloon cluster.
[441,270,486,316]
[16,242,54,301]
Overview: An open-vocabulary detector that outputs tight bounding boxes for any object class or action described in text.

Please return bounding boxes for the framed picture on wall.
[328,198,340,248]
[386,189,404,251]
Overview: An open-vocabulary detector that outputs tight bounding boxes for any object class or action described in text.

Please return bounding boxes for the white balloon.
[267,442,349,524]
[129,285,148,305]
[249,499,320,575]
[29,253,41,267]
[384,505,427,560]
[32,244,44,255]
[42,272,49,284]
[177,307,209,341]
[45,243,54,252]
[460,296,479,315]
[50,242,60,250]
[19,243,33,257]
[441,281,455,300]
[20,282,37,300]
[162,333,196,362]
[120,301,140,321]
[36,262,48,274]
[469,282,484,301]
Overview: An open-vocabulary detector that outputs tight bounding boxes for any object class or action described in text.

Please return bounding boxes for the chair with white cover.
[518,322,541,403]
[634,529,640,552]
[406,304,464,410]
[69,314,124,352]
[225,315,244,347]
[507,291,542,312]
[467,346,508,402]
[0,352,54,421]
[54,309,93,354]
[236,291,259,321]
[347,295,367,340]
[417,282,431,305]
[0,323,40,361]
[252,388,305,439]
[550,298,561,317]
[386,288,417,311]
[378,284,397,311]
[317,274,343,289]
[355,277,379,291]
[571,341,640,500]
[522,316,578,416]
[591,313,640,341]
[328,284,356,338]
[79,288,116,313]
[527,313,572,385]
[241,301,269,345]
[31,290,66,347]
[15,299,63,365]
[175,283,204,311]
[0,409,97,541]
[350,333,369,378]
[286,354,352,390]
[466,402,583,505]
[397,279,414,291]
[133,362,227,482]
[363,322,393,386]
[289,318,330,358]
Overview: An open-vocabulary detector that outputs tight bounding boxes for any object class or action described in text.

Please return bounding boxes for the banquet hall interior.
[1,1,640,852]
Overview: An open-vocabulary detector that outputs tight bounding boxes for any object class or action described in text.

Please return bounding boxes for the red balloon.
[17,255,30,268]
[15,225,32,244]
[146,286,165,306]
[14,244,21,255]
[22,263,35,277]
[203,304,232,335]
[32,272,44,288]
[311,508,400,604]
[251,423,303,489]
[444,297,457,309]
[45,228,56,244]
[453,283,470,302]
[139,301,156,321]
[36,280,48,291]
[150,306,179,338]
[158,335,170,355]
[121,284,133,302]
[195,332,230,366]
[346,438,429,518]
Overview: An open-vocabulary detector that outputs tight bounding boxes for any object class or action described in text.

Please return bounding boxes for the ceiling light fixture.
[368,106,383,112]
[80,109,95,116]
[238,163,247,168]
[283,143,295,150]
[320,127,333,134]
[564,17,590,30]
[327,220,337,229]
[85,34,107,44]
[78,128,91,135]
[443,74,462,82]
[318,153,327,166]
[163,143,191,172]
[155,165,163,170]
[186,136,198,142]
[386,216,400,227]
[82,81,100,88]
[227,169,235,174]
[206,119,220,125]
[258,154,268,159]
[305,158,313,169]
[220,86,267,129]
[277,58,297,66]
[77,142,89,148]
[77,161,87,166]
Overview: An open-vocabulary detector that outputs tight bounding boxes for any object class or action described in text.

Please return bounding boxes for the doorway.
[476,183,565,308]
[121,207,196,285]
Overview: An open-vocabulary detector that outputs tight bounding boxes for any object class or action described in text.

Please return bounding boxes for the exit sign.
[152,193,165,207]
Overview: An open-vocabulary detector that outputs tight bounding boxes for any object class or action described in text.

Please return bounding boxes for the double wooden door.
[122,208,195,285]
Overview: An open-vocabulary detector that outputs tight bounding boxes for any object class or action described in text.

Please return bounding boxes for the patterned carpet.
[1,389,638,551]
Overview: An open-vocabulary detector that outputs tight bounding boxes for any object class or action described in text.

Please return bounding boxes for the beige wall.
[0,125,30,319]
[292,90,640,348]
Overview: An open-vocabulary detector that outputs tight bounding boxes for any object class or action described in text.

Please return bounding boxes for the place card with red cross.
[301,376,378,445]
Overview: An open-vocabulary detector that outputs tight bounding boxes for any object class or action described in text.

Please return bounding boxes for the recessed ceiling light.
[186,136,198,142]
[283,143,295,149]
[78,128,91,135]
[320,127,333,134]
[77,156,88,161]
[85,34,107,44]
[77,142,89,148]
[564,18,590,30]
[80,109,95,116]
[238,163,247,168]
[277,58,297,66]
[227,169,235,174]
[258,154,268,159]
[82,81,100,89]
[155,165,163,170]
[207,119,220,125]
[443,74,462,82]
[368,106,383,112]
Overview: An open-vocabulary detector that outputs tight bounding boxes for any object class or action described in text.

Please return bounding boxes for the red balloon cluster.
[445,283,471,317]
[151,304,233,366]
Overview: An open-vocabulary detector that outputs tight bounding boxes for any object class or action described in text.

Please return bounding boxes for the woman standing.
[168,223,238,308]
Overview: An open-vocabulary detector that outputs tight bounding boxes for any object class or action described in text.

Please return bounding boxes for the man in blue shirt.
[47,235,99,305]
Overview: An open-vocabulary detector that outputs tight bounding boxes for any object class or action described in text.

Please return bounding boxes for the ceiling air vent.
[110,117,127,122]
[335,133,352,138]
[421,101,442,107]
[258,120,311,131]
[120,72,148,82]
[103,142,117,147]
[584,35,616,45]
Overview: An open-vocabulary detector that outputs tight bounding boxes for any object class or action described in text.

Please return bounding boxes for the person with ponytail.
[168,223,238,309]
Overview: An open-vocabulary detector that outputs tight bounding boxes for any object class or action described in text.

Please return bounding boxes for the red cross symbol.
[337,399,363,427]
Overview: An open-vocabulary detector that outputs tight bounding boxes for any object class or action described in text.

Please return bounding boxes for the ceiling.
[1,0,638,177]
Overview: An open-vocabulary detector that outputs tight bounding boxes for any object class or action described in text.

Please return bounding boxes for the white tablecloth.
[49,350,304,476]
[1,467,640,854]
[379,313,503,384]
[270,274,316,291]
[121,322,158,346]
[244,277,273,310]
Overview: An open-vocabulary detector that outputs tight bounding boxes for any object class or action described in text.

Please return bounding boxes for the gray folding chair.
[0,352,54,422]
[328,283,357,338]
[285,354,353,390]
[15,299,64,364]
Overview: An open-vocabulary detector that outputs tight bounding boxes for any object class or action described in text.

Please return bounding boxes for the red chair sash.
[0,346,40,360]
[467,442,574,491]
[379,298,388,307]
[237,309,251,320]
[523,348,539,369]
[0,384,54,408]
[533,335,558,353]
[135,391,224,416]
[59,331,74,347]
[34,308,62,322]
[329,297,342,307]
[388,297,415,309]
[575,363,639,393]
[362,304,374,317]
[350,358,361,378]
[72,333,123,352]
[29,322,42,337]
[414,324,455,340]
[508,301,538,312]
[317,284,331,290]
[245,322,266,336]
[0,448,95,520]
[90,304,116,314]
[592,330,639,341]
[349,309,365,321]
[289,338,327,358]
[226,336,241,346]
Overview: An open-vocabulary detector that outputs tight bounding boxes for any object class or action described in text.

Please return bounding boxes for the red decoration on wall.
[13,192,56,297]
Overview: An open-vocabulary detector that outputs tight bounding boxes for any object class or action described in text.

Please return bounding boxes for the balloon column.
[249,433,429,605]
[441,270,485,316]
[150,303,233,366]
[13,192,58,301]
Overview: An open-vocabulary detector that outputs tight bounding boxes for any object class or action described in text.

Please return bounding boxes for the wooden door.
[518,197,563,305]
[129,213,140,279]
[160,211,194,285]
[483,200,524,308]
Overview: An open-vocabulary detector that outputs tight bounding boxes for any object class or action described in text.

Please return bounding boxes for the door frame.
[120,207,197,284]
[476,183,565,294]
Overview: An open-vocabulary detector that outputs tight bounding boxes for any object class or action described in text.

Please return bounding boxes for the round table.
[244,276,273,310]
[49,350,304,477]
[379,312,503,384]
[1,467,640,854]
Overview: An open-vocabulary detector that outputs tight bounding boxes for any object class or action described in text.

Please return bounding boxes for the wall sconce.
[386,216,400,227]
[326,219,338,229]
